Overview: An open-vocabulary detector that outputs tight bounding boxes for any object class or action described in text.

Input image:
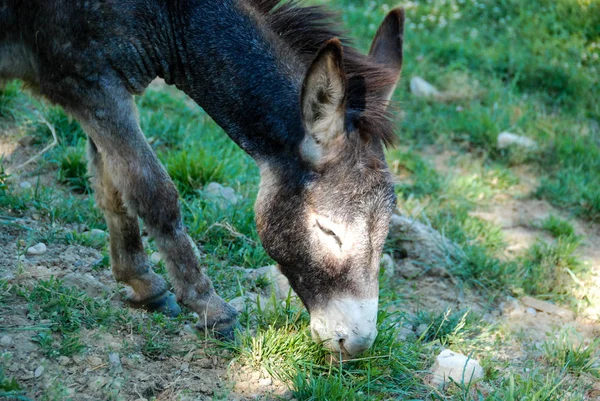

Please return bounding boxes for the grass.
[542,329,600,378]
[1,0,599,399]
[18,277,127,358]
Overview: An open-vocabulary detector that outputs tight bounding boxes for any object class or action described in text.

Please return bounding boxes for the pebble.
[183,350,195,362]
[429,349,484,386]
[89,376,109,391]
[88,356,103,366]
[89,229,106,239]
[34,366,44,378]
[410,76,440,98]
[525,307,537,316]
[380,254,395,278]
[108,352,121,367]
[26,243,47,256]
[0,335,13,348]
[204,182,240,208]
[19,181,32,189]
[258,378,272,387]
[149,252,162,264]
[497,132,538,150]
[416,323,428,337]
[197,358,212,369]
[180,362,190,372]
[58,356,70,366]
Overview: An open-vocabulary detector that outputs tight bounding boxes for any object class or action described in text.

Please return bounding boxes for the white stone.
[410,76,440,98]
[108,352,121,367]
[429,349,484,386]
[26,243,47,255]
[258,378,272,387]
[34,366,44,378]
[58,356,70,366]
[89,229,106,239]
[0,335,13,348]
[19,181,32,189]
[204,182,239,208]
[246,265,295,300]
[380,254,395,278]
[525,307,537,316]
[229,293,272,314]
[497,132,538,150]
[149,252,162,264]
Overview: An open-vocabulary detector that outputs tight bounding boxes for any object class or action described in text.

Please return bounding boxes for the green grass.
[18,277,127,358]
[1,0,600,399]
[542,329,600,378]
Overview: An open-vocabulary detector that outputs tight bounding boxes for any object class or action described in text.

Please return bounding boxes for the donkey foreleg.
[87,138,180,316]
[65,84,236,336]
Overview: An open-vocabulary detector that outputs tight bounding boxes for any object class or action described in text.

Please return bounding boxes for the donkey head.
[255,9,404,358]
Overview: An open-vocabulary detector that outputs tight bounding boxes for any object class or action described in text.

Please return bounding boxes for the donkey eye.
[316,219,342,247]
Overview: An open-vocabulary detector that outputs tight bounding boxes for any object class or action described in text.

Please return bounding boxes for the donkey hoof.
[130,291,182,317]
[196,316,238,341]
[195,305,238,341]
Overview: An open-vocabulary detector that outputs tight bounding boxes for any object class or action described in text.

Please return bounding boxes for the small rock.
[416,323,428,337]
[396,324,414,341]
[258,378,272,387]
[410,76,440,98]
[58,356,70,366]
[108,352,121,367]
[229,293,272,314]
[520,296,575,321]
[388,215,459,273]
[525,307,537,317]
[34,366,44,378]
[87,356,103,366]
[197,358,212,369]
[26,243,47,256]
[180,362,190,372]
[89,229,106,239]
[246,265,295,300]
[19,181,32,189]
[149,252,162,264]
[429,349,484,386]
[0,335,13,348]
[89,376,109,391]
[497,132,538,150]
[63,272,109,297]
[204,182,239,209]
[380,254,395,277]
[182,324,196,337]
[183,350,195,362]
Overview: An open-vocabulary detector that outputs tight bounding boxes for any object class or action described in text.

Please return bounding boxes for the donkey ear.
[369,8,405,102]
[300,38,347,166]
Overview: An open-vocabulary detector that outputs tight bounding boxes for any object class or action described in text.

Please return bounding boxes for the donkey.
[0,0,404,357]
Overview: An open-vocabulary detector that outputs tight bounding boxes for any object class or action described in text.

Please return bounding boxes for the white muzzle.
[309,296,378,358]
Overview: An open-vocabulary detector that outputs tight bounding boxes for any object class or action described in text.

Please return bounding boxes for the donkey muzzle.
[309,296,378,358]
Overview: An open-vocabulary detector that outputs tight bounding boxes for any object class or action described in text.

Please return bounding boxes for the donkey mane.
[248,0,399,148]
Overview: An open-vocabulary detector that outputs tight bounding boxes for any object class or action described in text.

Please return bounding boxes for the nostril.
[338,338,347,352]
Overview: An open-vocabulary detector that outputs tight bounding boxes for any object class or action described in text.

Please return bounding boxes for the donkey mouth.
[309,296,379,357]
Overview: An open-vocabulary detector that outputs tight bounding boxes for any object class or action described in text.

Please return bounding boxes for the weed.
[55,142,90,193]
[543,329,600,378]
[541,215,576,239]
[20,277,126,356]
[161,148,225,197]
[520,237,583,299]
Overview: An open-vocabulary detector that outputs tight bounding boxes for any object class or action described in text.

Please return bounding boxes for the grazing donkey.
[0,0,404,357]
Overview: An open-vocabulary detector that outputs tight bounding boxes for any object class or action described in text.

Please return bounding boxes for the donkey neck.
[167,0,307,162]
